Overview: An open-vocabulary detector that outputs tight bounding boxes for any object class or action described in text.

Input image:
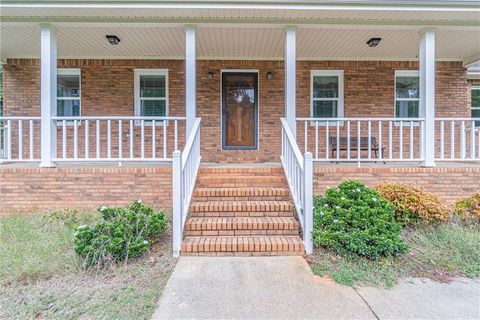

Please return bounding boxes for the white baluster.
[440,120,445,160]
[471,121,476,160]
[96,120,100,159]
[325,121,329,160]
[152,120,156,159]
[118,120,122,160]
[410,121,414,160]
[336,121,340,161]
[315,121,318,159]
[141,120,145,159]
[163,120,167,159]
[74,120,78,159]
[62,120,67,159]
[18,120,23,160]
[389,121,393,160]
[107,119,112,159]
[347,121,351,160]
[129,120,134,159]
[399,121,403,160]
[378,121,382,160]
[29,120,34,160]
[367,120,371,160]
[460,120,466,159]
[85,120,89,159]
[6,120,11,160]
[450,120,455,159]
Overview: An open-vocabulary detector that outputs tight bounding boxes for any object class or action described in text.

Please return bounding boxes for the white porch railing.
[51,116,185,161]
[172,117,202,257]
[0,117,42,161]
[435,118,480,161]
[297,118,426,162]
[281,117,313,255]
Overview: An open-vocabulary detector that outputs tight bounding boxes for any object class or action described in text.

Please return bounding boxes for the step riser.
[189,212,295,218]
[191,204,293,213]
[193,196,291,201]
[185,230,299,236]
[181,239,304,254]
[182,252,304,256]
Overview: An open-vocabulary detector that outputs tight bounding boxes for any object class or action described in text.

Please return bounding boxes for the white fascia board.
[1,1,480,12]
[464,53,480,67]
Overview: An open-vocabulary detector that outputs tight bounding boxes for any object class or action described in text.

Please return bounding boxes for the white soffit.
[1,25,479,61]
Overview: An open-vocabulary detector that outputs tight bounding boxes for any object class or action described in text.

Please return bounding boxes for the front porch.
[1,4,480,256]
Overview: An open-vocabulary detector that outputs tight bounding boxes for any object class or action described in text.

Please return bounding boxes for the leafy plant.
[313,181,408,259]
[375,183,449,225]
[74,200,167,268]
[453,193,480,224]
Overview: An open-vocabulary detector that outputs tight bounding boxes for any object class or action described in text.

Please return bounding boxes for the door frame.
[220,69,259,150]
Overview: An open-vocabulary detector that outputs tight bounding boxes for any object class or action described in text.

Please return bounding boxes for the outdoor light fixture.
[208,71,214,79]
[266,71,273,80]
[366,37,381,47]
[106,35,120,45]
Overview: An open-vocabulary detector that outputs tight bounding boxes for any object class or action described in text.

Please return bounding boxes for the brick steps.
[190,201,293,213]
[196,176,287,188]
[181,166,304,256]
[193,187,290,201]
[184,217,300,236]
[181,236,304,255]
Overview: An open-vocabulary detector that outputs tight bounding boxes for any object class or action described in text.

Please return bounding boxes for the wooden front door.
[222,72,258,149]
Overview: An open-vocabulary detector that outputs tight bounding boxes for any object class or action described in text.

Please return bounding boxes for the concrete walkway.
[153,256,480,320]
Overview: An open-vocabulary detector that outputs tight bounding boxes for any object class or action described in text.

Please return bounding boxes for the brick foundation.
[313,166,480,204]
[0,167,172,214]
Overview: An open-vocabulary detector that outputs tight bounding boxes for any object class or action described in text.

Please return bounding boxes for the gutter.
[1,1,479,11]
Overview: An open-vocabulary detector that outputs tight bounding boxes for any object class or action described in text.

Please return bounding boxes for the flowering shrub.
[375,183,449,225]
[454,193,480,224]
[313,181,408,259]
[74,200,167,268]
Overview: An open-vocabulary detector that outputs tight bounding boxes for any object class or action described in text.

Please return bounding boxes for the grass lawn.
[307,223,480,288]
[0,210,176,320]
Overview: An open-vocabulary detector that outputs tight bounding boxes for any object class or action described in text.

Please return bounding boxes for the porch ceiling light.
[367,38,381,47]
[106,35,120,45]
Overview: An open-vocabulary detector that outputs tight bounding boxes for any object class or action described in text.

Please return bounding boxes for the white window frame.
[134,69,169,124]
[310,70,344,124]
[472,86,480,128]
[57,68,81,118]
[394,70,420,119]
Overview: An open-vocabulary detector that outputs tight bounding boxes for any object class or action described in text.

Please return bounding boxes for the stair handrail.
[172,117,202,257]
[280,117,313,254]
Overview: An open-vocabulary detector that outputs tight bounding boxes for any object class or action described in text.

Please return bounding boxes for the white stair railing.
[172,117,202,257]
[280,117,313,255]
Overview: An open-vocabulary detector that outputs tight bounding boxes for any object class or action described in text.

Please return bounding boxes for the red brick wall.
[1,166,478,214]
[0,167,172,214]
[313,166,480,204]
[3,59,469,162]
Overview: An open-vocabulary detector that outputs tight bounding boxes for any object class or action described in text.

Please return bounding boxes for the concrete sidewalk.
[153,256,480,320]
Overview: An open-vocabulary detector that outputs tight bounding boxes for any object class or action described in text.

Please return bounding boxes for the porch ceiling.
[1,25,479,62]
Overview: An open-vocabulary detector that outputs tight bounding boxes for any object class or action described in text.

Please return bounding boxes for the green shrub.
[454,193,480,224]
[74,200,167,268]
[375,183,449,225]
[313,181,408,259]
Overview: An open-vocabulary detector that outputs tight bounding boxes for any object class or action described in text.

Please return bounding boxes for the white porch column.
[40,24,57,167]
[285,26,296,136]
[419,29,436,167]
[185,25,196,137]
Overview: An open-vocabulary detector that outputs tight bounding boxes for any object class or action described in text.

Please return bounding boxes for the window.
[57,69,81,116]
[311,70,344,119]
[395,71,419,118]
[134,69,168,118]
[472,86,480,128]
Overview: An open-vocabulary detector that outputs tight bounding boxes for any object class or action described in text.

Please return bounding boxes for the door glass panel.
[223,74,257,148]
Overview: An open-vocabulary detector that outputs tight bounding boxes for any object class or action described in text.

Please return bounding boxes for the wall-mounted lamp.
[106,35,121,45]
[266,71,273,80]
[208,71,214,79]
[366,37,381,47]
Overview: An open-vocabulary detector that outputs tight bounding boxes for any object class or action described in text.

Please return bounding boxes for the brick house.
[1,0,479,256]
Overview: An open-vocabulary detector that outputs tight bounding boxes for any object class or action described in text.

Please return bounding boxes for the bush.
[454,193,480,224]
[375,183,449,225]
[313,181,408,259]
[74,200,167,268]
